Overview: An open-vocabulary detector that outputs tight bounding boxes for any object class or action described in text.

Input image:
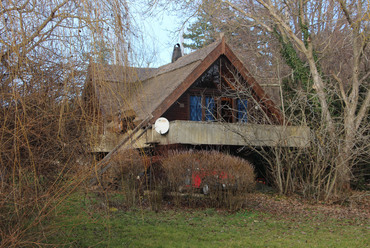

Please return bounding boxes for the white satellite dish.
[154,117,169,135]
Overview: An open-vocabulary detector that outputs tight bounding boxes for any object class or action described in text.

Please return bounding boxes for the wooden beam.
[221,74,236,90]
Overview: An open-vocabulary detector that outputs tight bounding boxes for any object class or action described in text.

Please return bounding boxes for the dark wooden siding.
[162,93,189,121]
[161,76,276,124]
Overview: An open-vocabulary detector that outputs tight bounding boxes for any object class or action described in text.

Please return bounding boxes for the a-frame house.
[83,36,309,157]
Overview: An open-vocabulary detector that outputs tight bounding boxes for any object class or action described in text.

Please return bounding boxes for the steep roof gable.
[136,36,283,124]
[87,36,283,124]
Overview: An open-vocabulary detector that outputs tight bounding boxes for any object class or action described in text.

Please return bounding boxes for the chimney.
[171,43,182,63]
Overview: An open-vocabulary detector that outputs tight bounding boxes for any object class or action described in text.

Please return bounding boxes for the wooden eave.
[151,37,284,125]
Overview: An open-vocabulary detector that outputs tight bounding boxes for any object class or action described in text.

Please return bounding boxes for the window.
[205,97,215,121]
[190,95,215,121]
[190,95,202,121]
[220,98,233,123]
[237,99,248,123]
[190,95,246,123]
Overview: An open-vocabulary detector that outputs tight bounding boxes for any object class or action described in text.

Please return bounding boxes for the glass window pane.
[205,97,215,121]
[190,96,202,121]
[237,99,248,123]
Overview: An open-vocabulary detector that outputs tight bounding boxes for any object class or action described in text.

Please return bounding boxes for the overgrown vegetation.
[1,0,368,246]
[98,150,255,211]
[178,0,370,199]
[161,151,255,210]
[0,0,131,246]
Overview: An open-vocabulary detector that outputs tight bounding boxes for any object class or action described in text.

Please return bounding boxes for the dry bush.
[177,0,369,201]
[99,149,148,206]
[97,149,167,211]
[161,150,255,210]
[0,0,133,246]
[102,149,146,188]
[0,98,90,247]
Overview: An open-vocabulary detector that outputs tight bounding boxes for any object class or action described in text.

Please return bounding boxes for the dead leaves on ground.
[243,192,369,223]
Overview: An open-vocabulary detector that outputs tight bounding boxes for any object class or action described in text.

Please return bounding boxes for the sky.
[142,15,181,66]
[130,2,192,68]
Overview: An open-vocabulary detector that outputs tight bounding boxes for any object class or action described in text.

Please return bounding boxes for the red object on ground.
[256,177,266,184]
[190,169,229,188]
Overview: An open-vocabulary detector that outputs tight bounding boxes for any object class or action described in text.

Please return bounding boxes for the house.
[83,36,309,161]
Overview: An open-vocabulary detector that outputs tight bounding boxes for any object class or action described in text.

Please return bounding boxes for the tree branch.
[254,0,308,53]
[338,0,353,26]
[355,89,370,130]
[332,72,349,106]
[19,0,69,52]
[223,1,273,32]
[359,70,370,84]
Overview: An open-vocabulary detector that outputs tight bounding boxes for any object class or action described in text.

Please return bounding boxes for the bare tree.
[0,0,133,246]
[152,0,369,198]
[221,0,369,195]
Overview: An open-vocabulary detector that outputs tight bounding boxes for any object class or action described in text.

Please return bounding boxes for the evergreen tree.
[183,1,241,50]
[183,12,217,50]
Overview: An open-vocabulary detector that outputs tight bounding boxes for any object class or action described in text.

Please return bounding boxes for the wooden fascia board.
[224,43,284,125]
[151,42,224,122]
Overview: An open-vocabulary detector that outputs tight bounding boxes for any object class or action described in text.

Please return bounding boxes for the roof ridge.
[139,39,222,82]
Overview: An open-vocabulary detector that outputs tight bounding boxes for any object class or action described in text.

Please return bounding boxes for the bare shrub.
[161,150,255,210]
[102,150,145,188]
[0,0,132,246]
[169,0,369,200]
[0,95,90,247]
[99,149,147,206]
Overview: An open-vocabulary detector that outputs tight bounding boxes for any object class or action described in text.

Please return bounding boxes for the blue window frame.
[190,96,202,121]
[205,97,215,121]
[237,99,248,123]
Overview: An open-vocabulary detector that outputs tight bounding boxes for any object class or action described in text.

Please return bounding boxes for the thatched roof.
[87,40,220,120]
[86,37,284,124]
[86,64,155,117]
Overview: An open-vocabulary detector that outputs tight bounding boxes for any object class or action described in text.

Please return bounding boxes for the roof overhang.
[150,36,284,125]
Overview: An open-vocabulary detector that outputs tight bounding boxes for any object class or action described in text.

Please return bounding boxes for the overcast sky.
[130,2,191,68]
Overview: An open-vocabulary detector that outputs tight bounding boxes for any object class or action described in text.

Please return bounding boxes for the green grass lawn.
[48,192,369,247]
